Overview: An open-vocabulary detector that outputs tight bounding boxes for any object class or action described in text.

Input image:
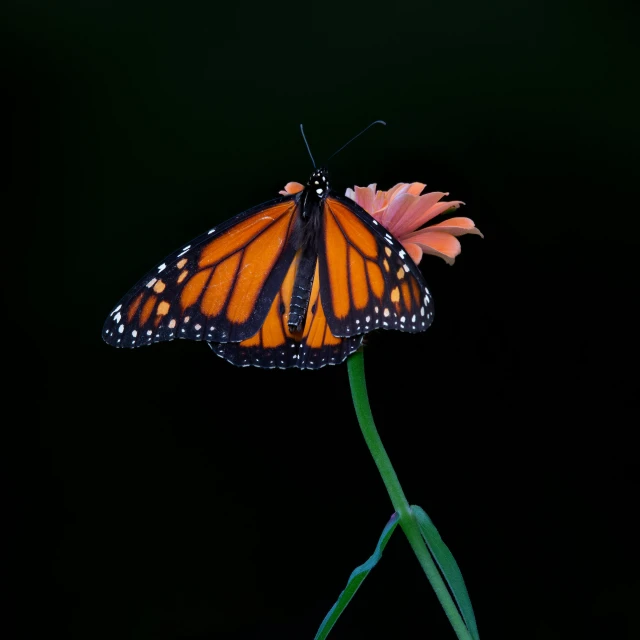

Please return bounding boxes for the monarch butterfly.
[103,129,435,369]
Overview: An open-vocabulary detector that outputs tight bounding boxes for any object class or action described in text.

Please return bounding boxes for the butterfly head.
[307,167,331,199]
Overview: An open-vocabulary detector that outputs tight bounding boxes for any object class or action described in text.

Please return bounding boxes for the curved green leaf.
[412,505,479,640]
[314,513,399,640]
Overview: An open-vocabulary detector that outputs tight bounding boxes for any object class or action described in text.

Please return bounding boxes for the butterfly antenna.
[327,120,386,162]
[300,124,316,169]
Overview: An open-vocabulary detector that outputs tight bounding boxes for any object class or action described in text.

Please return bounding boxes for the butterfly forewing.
[103,197,299,348]
[318,195,434,338]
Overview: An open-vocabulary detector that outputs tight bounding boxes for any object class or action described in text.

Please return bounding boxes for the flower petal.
[384,183,405,199]
[353,185,377,212]
[425,217,483,238]
[385,183,415,201]
[403,230,462,265]
[279,181,304,195]
[379,193,419,234]
[406,182,427,196]
[402,242,424,265]
[390,192,447,237]
[402,199,465,232]
[372,189,389,211]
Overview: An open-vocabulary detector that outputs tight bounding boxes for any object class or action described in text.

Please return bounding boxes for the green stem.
[347,349,472,640]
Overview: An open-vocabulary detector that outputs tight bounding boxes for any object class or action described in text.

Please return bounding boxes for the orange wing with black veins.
[209,253,363,369]
[103,197,299,348]
[318,195,434,338]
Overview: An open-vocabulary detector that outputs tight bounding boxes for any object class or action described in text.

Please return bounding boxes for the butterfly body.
[103,168,434,369]
[288,167,330,331]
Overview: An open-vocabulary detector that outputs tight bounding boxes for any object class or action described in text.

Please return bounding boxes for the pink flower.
[346,182,482,265]
[279,181,481,265]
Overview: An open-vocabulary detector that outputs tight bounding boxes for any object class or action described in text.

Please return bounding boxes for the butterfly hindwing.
[209,255,363,369]
[318,195,435,338]
[103,196,299,348]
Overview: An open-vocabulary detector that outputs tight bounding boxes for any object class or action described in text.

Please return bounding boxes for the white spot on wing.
[158,263,166,272]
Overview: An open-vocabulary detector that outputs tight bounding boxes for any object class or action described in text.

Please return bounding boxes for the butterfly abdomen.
[288,243,317,332]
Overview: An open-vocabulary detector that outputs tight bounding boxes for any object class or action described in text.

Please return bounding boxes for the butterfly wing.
[103,196,299,348]
[318,194,434,337]
[209,254,363,369]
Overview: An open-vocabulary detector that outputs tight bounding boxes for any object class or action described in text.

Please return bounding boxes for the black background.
[7,1,639,638]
